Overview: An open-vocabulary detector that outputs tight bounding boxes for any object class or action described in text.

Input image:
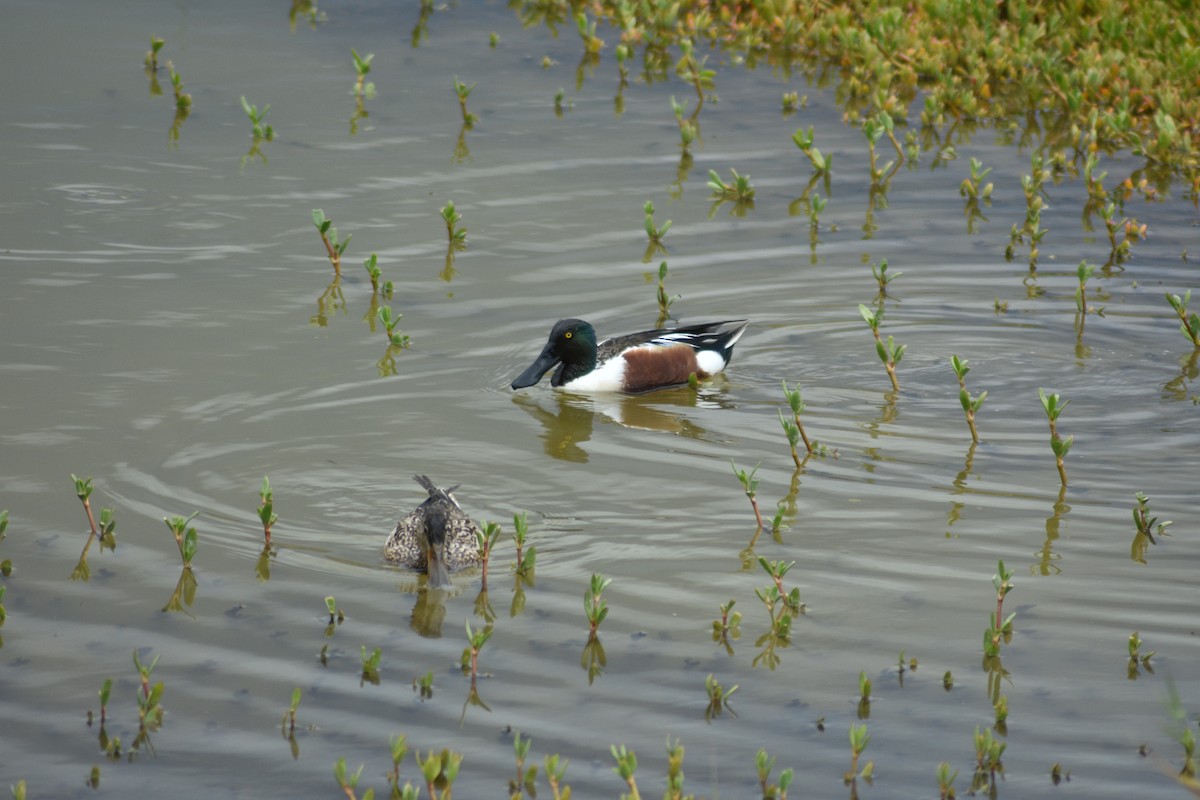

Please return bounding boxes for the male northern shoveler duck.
[384,475,481,589]
[510,318,749,394]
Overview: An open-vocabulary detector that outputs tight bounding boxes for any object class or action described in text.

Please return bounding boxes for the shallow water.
[2,1,1199,797]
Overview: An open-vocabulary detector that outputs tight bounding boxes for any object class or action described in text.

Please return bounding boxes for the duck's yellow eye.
[564,331,572,339]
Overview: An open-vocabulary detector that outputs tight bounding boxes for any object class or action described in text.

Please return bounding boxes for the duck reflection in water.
[511,387,731,463]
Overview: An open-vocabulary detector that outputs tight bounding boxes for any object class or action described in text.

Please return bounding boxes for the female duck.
[384,475,481,589]
[510,318,749,394]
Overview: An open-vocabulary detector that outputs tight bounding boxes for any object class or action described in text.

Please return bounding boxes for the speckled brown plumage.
[383,476,482,584]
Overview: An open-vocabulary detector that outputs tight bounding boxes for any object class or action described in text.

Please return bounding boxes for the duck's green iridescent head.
[510,318,598,388]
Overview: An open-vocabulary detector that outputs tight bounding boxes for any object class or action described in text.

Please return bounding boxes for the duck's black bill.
[510,347,559,389]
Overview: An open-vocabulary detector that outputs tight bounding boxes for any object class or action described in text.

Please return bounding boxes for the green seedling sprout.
[671,96,697,152]
[512,512,536,578]
[1128,631,1156,667]
[163,511,199,568]
[1166,290,1200,348]
[781,91,800,114]
[730,460,763,532]
[1038,388,1073,486]
[755,748,794,799]
[808,192,827,229]
[707,168,755,202]
[644,200,671,245]
[362,254,393,298]
[417,748,463,800]
[376,305,411,349]
[984,559,1016,657]
[387,734,412,797]
[664,738,689,800]
[859,304,904,392]
[712,598,742,655]
[1007,153,1051,266]
[133,650,164,727]
[351,49,375,99]
[1166,677,1199,786]
[943,670,954,690]
[936,761,959,799]
[704,674,738,721]
[544,754,572,800]
[511,730,537,797]
[279,687,301,736]
[475,521,501,591]
[258,476,278,546]
[959,157,994,200]
[846,723,873,782]
[871,258,901,296]
[780,380,817,460]
[166,62,192,111]
[1132,491,1173,551]
[950,355,987,443]
[360,646,382,685]
[553,88,569,116]
[144,35,165,70]
[1075,259,1103,334]
[414,671,434,700]
[462,620,494,678]
[610,744,641,800]
[862,112,898,181]
[791,126,831,175]
[759,556,803,615]
[240,96,275,141]
[441,200,467,245]
[994,694,1009,731]
[575,11,604,54]
[333,757,368,800]
[584,573,612,637]
[12,780,26,800]
[973,725,1006,776]
[97,677,113,724]
[654,261,679,322]
[453,76,477,126]
[69,475,116,581]
[675,38,713,104]
[311,209,351,278]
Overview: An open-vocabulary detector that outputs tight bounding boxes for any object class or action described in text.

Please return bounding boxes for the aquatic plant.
[994,694,1009,731]
[711,598,741,655]
[553,88,568,116]
[781,91,800,115]
[376,305,411,348]
[653,261,678,323]
[11,780,25,800]
[1037,388,1073,486]
[671,96,697,153]
[324,595,345,636]
[256,476,278,547]
[1166,290,1200,348]
[441,200,467,245]
[163,511,199,568]
[862,112,900,182]
[575,11,604,54]
[312,209,351,278]
[675,38,714,103]
[418,747,463,799]
[936,761,959,800]
[453,76,477,126]
[1131,492,1172,564]
[144,35,165,70]
[360,646,382,685]
[984,559,1016,658]
[1006,153,1051,267]
[333,758,367,799]
[663,738,689,799]
[704,673,738,722]
[643,200,671,245]
[611,744,641,799]
[857,671,873,719]
[584,573,611,637]
[1165,678,1199,787]
[871,258,900,297]
[511,511,535,578]
[386,734,412,797]
[756,747,793,799]
[791,126,831,177]
[166,62,192,111]
[510,730,537,797]
[351,49,375,98]
[845,723,873,783]
[779,381,817,462]
[462,620,493,679]
[134,650,164,728]
[97,677,113,725]
[950,355,986,443]
[858,304,904,392]
[474,520,501,592]
[1075,260,1102,336]
[729,460,763,533]
[707,168,755,203]
[960,157,994,201]
[413,671,434,700]
[544,753,572,800]
[1128,631,1155,668]
[973,726,1006,785]
[240,95,275,141]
